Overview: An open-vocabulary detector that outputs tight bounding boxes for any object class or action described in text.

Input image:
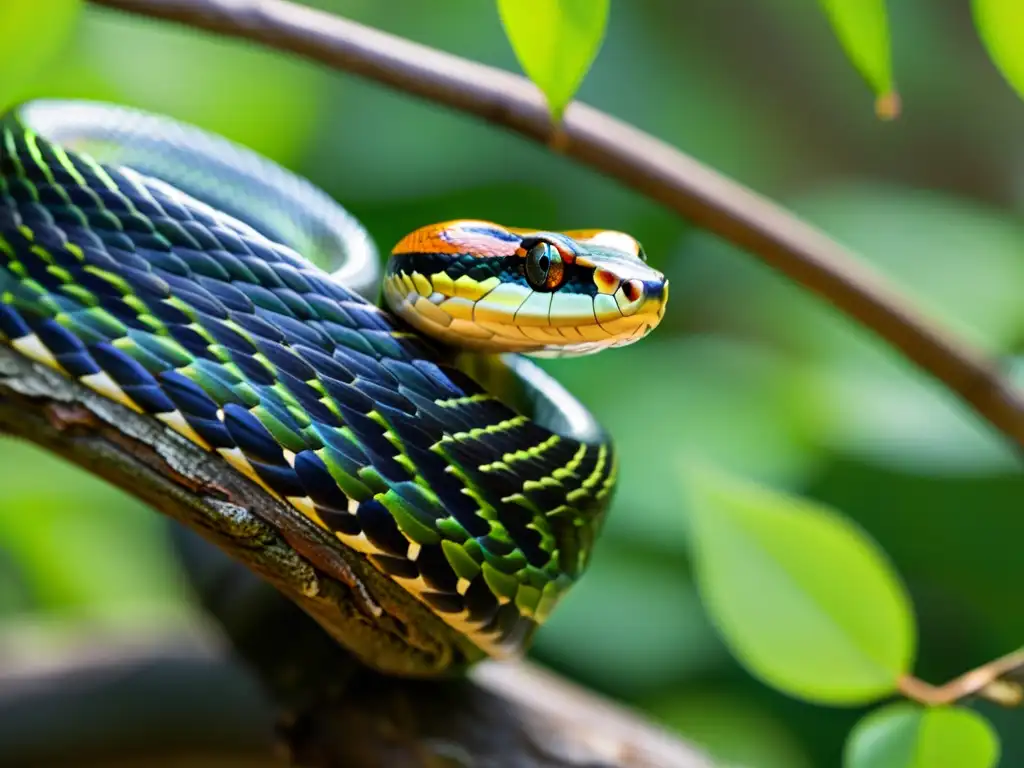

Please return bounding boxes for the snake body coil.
[0,101,667,674]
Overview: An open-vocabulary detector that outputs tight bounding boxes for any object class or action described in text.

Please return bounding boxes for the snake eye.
[525,242,564,292]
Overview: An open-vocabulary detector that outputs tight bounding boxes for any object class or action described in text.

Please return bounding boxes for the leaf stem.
[898,647,1024,707]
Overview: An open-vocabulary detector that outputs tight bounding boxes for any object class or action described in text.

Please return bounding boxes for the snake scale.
[0,100,668,675]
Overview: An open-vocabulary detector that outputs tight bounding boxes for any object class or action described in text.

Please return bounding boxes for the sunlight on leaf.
[817,0,899,119]
[684,464,915,705]
[973,0,1024,103]
[497,0,609,120]
[0,0,80,110]
[845,703,1000,768]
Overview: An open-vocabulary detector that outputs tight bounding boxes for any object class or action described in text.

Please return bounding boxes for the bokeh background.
[1,1,1022,766]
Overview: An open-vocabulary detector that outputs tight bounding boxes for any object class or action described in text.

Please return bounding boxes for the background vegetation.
[1,1,1021,766]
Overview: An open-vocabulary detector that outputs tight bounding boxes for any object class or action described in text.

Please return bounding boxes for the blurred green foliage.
[1,1,1021,766]
[845,703,1000,768]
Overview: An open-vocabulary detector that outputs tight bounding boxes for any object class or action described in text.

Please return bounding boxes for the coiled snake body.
[0,101,668,675]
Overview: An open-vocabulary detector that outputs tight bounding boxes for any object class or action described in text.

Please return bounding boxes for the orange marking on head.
[393,220,521,257]
[392,222,467,255]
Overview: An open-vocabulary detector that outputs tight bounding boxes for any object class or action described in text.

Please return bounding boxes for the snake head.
[383,220,668,356]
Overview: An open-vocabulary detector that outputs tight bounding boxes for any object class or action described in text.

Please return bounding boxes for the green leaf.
[0,0,81,110]
[818,0,899,118]
[497,0,609,120]
[974,0,1024,103]
[684,464,916,705]
[845,703,1000,768]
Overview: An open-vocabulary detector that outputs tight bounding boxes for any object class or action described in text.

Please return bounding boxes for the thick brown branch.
[87,0,1024,449]
[0,348,709,767]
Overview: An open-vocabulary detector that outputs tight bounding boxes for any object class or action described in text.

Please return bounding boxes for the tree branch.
[0,347,710,767]
[86,0,1024,450]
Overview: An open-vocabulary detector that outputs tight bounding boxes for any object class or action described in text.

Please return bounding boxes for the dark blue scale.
[463,577,500,625]
[402,443,490,538]
[381,359,440,400]
[480,602,525,642]
[175,247,235,282]
[317,321,379,359]
[316,504,363,537]
[184,415,234,449]
[355,378,416,416]
[485,504,546,569]
[177,221,224,253]
[268,311,331,350]
[167,323,218,361]
[478,534,518,561]
[221,402,288,465]
[206,226,254,257]
[414,543,459,593]
[401,389,474,433]
[276,254,321,281]
[27,316,84,357]
[320,379,373,417]
[331,345,389,383]
[389,482,446,528]
[372,401,437,449]
[158,369,221,421]
[196,276,254,313]
[130,233,175,253]
[252,337,317,382]
[422,591,464,615]
[152,217,204,253]
[523,484,577,522]
[292,344,357,385]
[360,329,407,361]
[369,553,419,580]
[239,284,296,317]
[95,229,138,255]
[303,294,356,327]
[202,315,258,356]
[251,394,312,445]
[292,450,351,509]
[230,311,287,345]
[240,239,290,271]
[271,288,318,322]
[229,351,276,386]
[143,295,194,327]
[311,429,371,473]
[355,498,413,558]
[247,458,307,499]
[239,257,286,290]
[111,263,171,301]
[161,275,230,320]
[121,383,177,414]
[91,342,161,389]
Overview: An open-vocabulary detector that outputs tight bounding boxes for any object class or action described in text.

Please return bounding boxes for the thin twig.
[898,647,1024,707]
[85,0,1024,449]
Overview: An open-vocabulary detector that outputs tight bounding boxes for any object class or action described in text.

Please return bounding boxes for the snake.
[0,100,669,676]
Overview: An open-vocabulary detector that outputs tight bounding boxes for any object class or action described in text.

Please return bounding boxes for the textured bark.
[0,347,711,767]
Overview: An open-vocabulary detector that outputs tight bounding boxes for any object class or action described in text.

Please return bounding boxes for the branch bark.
[0,347,710,767]
[86,0,1024,450]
